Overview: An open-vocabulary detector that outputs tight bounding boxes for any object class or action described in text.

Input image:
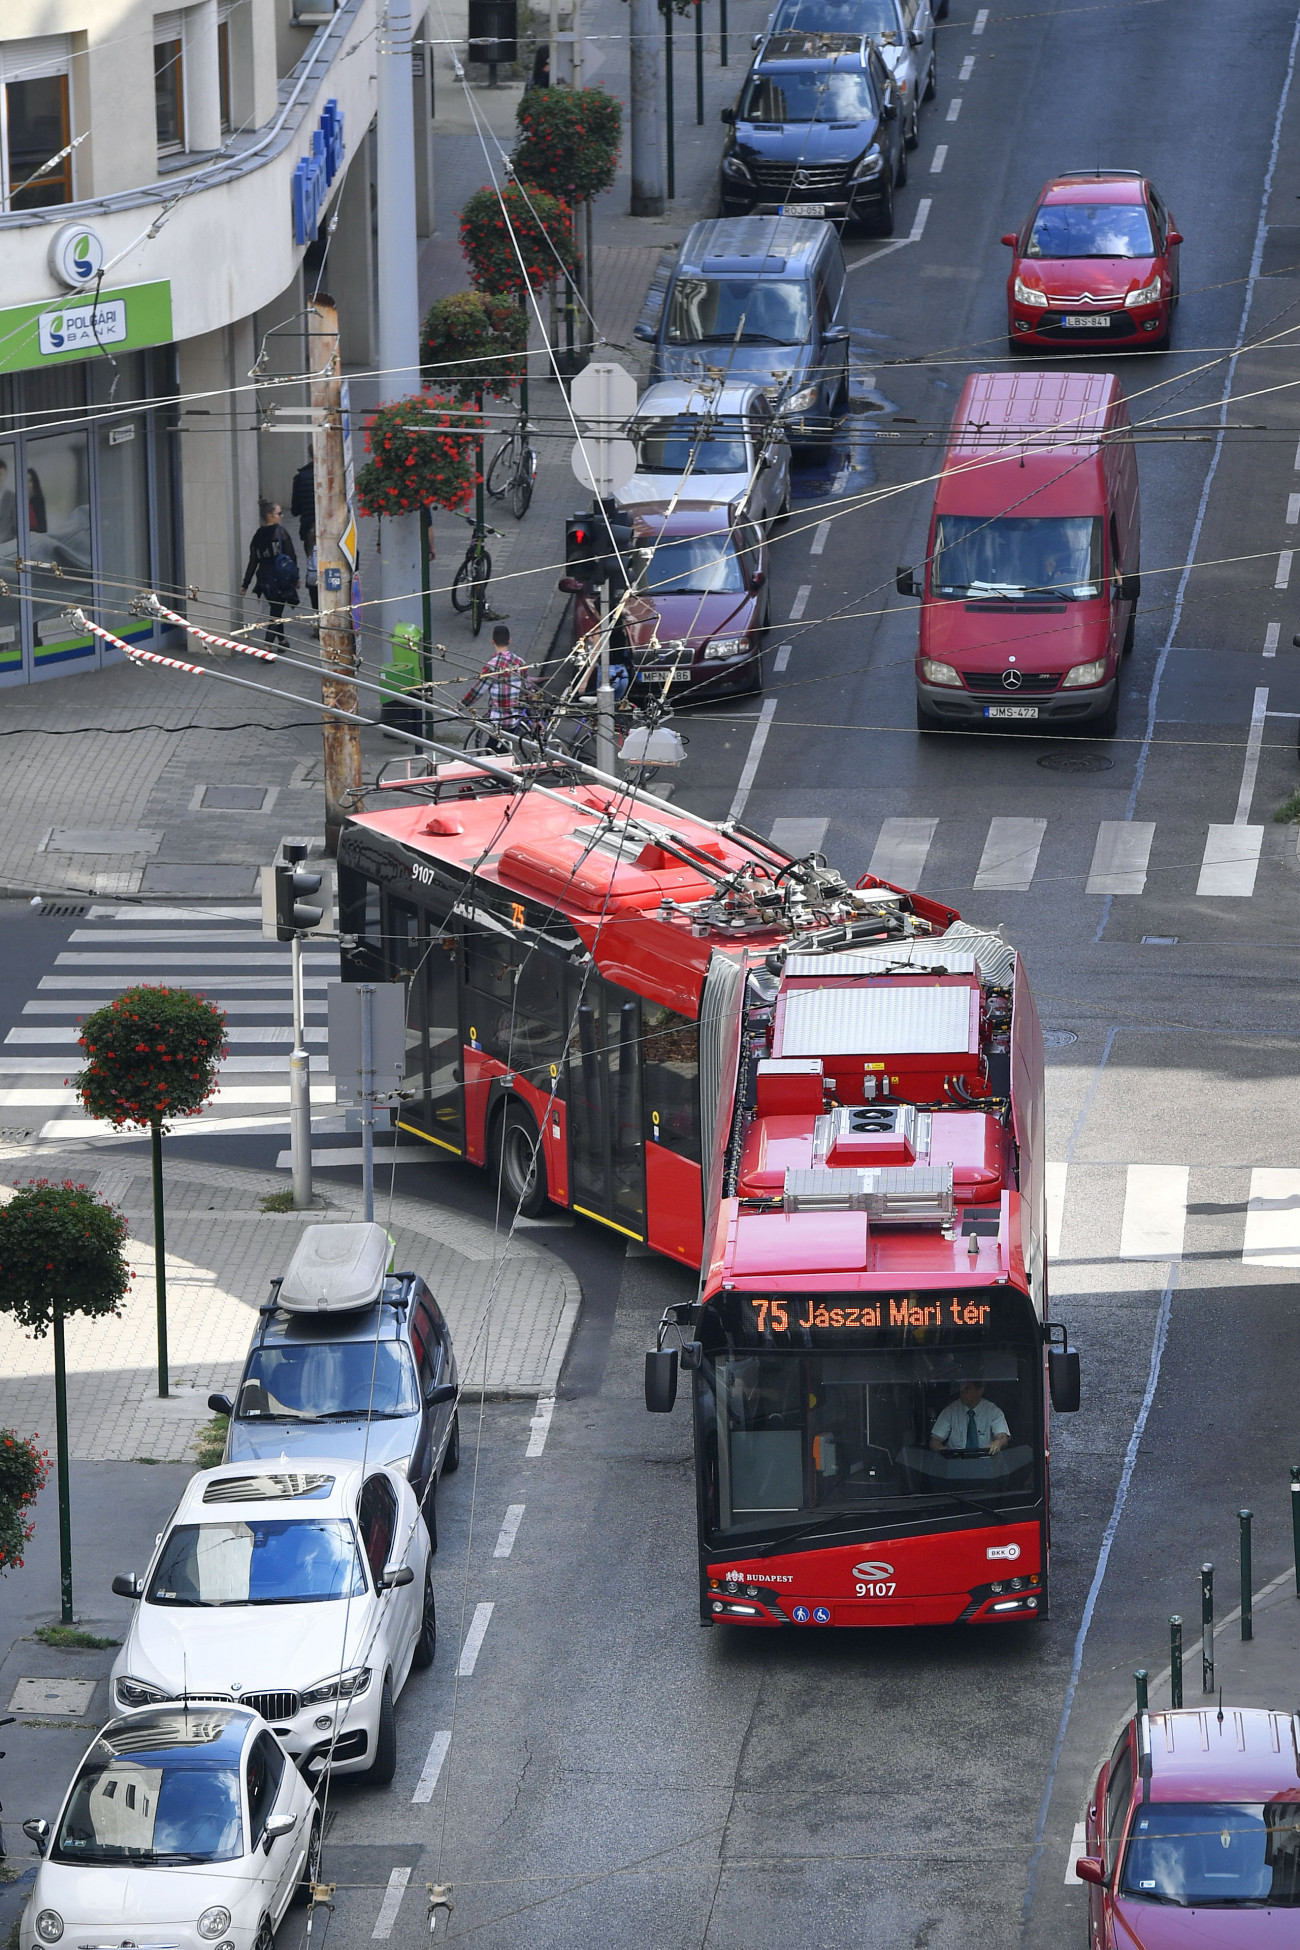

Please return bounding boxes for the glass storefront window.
[27,428,94,667]
[0,443,20,676]
[95,417,150,638]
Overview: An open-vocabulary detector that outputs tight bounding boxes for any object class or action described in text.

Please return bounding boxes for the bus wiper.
[749,1518,874,1556]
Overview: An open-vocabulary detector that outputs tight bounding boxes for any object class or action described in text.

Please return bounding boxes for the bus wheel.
[494,1102,549,1218]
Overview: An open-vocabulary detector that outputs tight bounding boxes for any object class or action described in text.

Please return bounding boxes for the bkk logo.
[986,1543,1021,1561]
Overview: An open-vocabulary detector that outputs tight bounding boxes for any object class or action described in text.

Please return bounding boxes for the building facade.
[0,0,435,684]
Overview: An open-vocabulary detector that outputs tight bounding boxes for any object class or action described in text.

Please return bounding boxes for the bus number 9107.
[856,1581,897,1598]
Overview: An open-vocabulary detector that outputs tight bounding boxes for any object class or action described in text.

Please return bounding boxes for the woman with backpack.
[241,498,299,648]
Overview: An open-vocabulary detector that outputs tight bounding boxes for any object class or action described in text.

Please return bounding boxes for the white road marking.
[1196,823,1263,896]
[810,520,831,555]
[930,144,948,174]
[1294,436,1300,470]
[727,698,778,822]
[457,1601,495,1676]
[1276,550,1293,589]
[973,816,1046,891]
[770,818,828,855]
[372,1868,411,1939]
[959,53,975,78]
[275,1147,436,1167]
[494,1505,526,1558]
[845,197,930,272]
[773,642,792,672]
[525,1394,556,1457]
[1243,1169,1300,1267]
[55,951,334,967]
[945,97,962,120]
[1288,494,1300,524]
[1264,621,1280,657]
[411,1731,452,1805]
[1234,686,1269,823]
[972,7,988,31]
[1119,1165,1189,1260]
[1046,1163,1068,1262]
[868,816,937,885]
[1085,821,1155,896]
[1065,1821,1087,1885]
[789,583,811,619]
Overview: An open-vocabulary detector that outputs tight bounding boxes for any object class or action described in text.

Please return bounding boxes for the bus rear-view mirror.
[1049,1348,1080,1413]
[645,1348,678,1413]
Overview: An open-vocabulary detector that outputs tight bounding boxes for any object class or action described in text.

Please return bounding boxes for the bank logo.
[48,222,105,289]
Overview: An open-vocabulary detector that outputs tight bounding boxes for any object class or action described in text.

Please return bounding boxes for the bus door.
[388,894,465,1155]
[566,973,646,1241]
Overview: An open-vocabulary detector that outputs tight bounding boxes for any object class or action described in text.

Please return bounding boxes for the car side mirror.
[680,1342,703,1372]
[645,1348,678,1413]
[425,1381,457,1407]
[749,568,766,590]
[1001,233,1018,248]
[1049,1348,1081,1413]
[720,106,735,124]
[379,1563,416,1590]
[23,1819,49,1856]
[896,565,919,597]
[1075,1855,1105,1886]
[112,1573,143,1599]
[558,575,587,594]
[1166,230,1183,246]
[633,323,655,343]
[263,1811,298,1852]
[908,28,923,44]
[207,1392,233,1417]
[751,31,762,47]
[1118,572,1140,602]
[824,324,849,342]
[881,98,897,121]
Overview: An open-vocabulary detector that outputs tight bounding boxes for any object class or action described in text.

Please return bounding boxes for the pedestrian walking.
[241,498,299,649]
[462,624,533,747]
[290,457,315,546]
[304,523,319,636]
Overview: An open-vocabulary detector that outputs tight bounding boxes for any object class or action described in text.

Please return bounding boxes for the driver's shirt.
[931,1397,1010,1453]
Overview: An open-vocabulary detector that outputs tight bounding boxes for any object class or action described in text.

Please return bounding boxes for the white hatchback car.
[109,1460,433,1784]
[21,1704,318,1950]
[618,380,792,534]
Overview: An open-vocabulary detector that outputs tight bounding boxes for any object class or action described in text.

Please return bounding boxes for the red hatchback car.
[1004,171,1181,354]
[1077,1707,1300,1945]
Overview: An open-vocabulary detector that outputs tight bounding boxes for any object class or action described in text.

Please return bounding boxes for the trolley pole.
[1201,1564,1215,1694]
[1170,1615,1183,1708]
[310,296,361,855]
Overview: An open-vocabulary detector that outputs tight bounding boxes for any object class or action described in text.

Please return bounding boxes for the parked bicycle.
[486,411,537,521]
[450,512,504,637]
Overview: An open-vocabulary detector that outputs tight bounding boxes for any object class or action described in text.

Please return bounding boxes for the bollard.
[1201,1564,1215,1694]
[1170,1616,1183,1708]
[1135,1668,1149,1713]
[1239,1509,1253,1641]
[1292,1467,1300,1597]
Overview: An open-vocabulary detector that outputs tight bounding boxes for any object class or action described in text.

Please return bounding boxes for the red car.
[567,507,769,701]
[1003,171,1181,354]
[1076,1707,1300,1944]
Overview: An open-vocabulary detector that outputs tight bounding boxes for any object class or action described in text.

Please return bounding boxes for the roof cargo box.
[278,1223,394,1313]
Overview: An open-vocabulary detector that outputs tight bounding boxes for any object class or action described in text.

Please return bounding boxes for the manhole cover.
[1042,1030,1078,1048]
[1036,753,1114,773]
[10,1678,96,1714]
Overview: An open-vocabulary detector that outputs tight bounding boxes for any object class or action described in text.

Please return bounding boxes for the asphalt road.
[4,3,1300,1946]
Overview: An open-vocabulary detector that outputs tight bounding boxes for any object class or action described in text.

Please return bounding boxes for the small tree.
[512,86,622,203]
[459,184,577,299]
[355,395,486,519]
[422,291,529,404]
[75,986,226,1399]
[0,1182,130,1620]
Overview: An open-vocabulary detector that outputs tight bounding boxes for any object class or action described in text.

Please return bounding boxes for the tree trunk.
[151,1121,169,1398]
[52,1300,72,1623]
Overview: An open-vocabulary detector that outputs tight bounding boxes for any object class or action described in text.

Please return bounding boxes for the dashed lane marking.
[494,1505,525,1558]
[411,1731,453,1805]
[525,1394,555,1457]
[372,1868,411,1940]
[458,1602,495,1677]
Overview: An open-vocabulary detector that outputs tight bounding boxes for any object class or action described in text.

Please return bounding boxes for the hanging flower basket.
[421,291,529,404]
[76,986,227,1133]
[355,395,486,517]
[513,86,622,202]
[459,184,577,299]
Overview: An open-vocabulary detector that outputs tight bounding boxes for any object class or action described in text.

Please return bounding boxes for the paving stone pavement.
[0,1143,581,1463]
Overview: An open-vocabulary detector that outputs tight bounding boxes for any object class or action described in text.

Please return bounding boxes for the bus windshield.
[702,1341,1039,1540]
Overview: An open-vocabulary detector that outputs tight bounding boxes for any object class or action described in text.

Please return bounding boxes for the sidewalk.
[0,1139,581,1458]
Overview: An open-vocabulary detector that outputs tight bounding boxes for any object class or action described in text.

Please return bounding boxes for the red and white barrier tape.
[71,610,206,675]
[147,597,278,661]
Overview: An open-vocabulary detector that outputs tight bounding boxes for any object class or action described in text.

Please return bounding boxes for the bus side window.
[642,1004,700,1163]
[465,927,518,1062]
[338,862,382,980]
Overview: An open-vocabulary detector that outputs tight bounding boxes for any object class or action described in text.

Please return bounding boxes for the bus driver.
[930,1380,1010,1457]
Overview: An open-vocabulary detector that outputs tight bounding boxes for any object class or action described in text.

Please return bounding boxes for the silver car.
[759,0,936,148]
[617,379,792,534]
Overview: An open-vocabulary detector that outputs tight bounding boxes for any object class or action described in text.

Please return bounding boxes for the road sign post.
[569,365,638,773]
[328,983,407,1222]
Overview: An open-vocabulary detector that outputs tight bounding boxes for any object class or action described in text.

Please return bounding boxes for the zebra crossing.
[767,814,1288,900]
[1048,1161,1300,1270]
[1,905,340,1142]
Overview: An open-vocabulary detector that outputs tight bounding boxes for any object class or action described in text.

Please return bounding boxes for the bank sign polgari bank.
[0,280,172,375]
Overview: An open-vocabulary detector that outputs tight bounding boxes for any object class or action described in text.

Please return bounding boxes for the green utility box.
[379,625,425,739]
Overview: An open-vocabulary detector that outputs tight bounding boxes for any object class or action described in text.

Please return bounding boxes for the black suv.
[721,38,904,235]
[210,1271,460,1547]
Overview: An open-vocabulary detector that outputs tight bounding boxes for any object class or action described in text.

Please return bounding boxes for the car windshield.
[638,534,747,595]
[1121,1802,1300,1907]
[147,1518,368,1606]
[633,418,750,475]
[740,70,878,122]
[666,277,810,345]
[54,1758,242,1866]
[1025,202,1155,258]
[771,0,900,41]
[703,1343,1039,1540]
[932,515,1103,598]
[236,1341,420,1421]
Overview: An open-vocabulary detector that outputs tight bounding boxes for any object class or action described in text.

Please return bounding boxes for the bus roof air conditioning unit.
[782,1164,955,1225]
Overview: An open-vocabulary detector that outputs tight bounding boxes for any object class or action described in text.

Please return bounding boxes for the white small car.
[21,1704,318,1950]
[618,379,792,534]
[109,1460,434,1783]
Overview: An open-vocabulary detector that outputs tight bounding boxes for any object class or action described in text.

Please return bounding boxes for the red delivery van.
[897,370,1139,737]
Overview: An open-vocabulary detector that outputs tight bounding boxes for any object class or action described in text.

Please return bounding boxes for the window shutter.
[153,10,184,42]
[0,34,73,82]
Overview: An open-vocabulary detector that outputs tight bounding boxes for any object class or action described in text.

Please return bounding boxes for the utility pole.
[360,983,376,1222]
[377,1,423,637]
[271,847,326,1209]
[629,0,664,216]
[310,296,362,854]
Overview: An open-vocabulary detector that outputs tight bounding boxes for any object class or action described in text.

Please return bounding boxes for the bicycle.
[450,513,503,637]
[485,412,537,520]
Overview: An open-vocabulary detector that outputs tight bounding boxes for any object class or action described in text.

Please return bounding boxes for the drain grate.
[1042,1030,1078,1048]
[1036,753,1114,773]
[0,1128,34,1142]
[38,902,89,917]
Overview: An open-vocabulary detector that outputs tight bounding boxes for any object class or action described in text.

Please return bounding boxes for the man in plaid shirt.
[462,624,531,738]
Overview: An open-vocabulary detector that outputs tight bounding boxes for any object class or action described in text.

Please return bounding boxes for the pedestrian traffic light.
[274,844,324,941]
[565,514,600,574]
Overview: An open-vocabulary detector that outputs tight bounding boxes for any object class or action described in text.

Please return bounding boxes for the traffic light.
[274,844,324,941]
[565,513,600,575]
